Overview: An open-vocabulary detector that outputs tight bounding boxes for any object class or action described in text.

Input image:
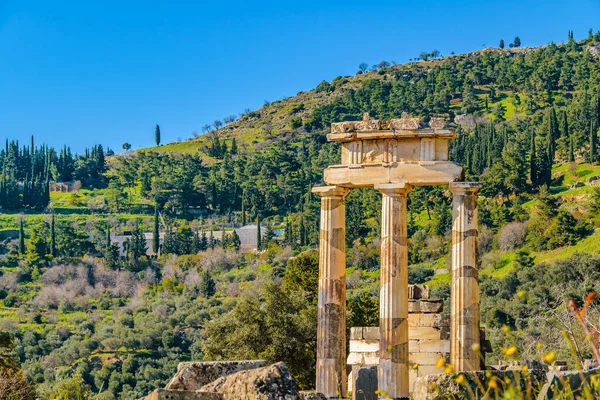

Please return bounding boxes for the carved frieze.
[429,117,446,129]
[390,117,423,130]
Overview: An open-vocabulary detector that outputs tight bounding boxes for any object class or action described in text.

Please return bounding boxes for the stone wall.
[348,285,449,393]
[348,285,491,396]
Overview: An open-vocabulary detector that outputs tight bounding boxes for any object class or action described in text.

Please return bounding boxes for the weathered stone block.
[409,327,442,340]
[408,300,443,313]
[350,327,364,340]
[165,360,266,391]
[418,340,450,353]
[409,340,419,351]
[200,362,297,400]
[408,314,420,327]
[349,340,379,353]
[347,351,379,366]
[419,300,444,313]
[409,352,446,366]
[363,327,379,340]
[144,389,223,400]
[409,285,430,300]
[352,366,377,400]
[419,314,449,328]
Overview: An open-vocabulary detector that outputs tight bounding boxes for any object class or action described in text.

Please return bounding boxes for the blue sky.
[1,0,599,152]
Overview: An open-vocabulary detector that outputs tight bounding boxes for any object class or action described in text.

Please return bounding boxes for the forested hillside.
[1,31,600,399]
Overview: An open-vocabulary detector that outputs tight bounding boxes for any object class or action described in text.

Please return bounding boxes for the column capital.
[374,182,413,195]
[312,185,350,198]
[449,182,482,195]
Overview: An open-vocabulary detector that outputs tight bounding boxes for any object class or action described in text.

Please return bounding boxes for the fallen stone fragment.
[143,388,223,400]
[200,362,298,400]
[166,360,266,391]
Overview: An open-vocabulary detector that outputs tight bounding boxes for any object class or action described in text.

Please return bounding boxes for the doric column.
[375,183,412,400]
[449,182,482,371]
[312,185,350,398]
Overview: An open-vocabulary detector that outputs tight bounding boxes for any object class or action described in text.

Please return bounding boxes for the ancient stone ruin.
[312,114,482,399]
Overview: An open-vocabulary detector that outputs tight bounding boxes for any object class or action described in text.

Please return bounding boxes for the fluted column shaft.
[375,183,412,400]
[449,182,482,371]
[312,185,350,399]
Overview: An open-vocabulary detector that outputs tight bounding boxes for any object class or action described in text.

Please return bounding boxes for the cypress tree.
[209,229,215,249]
[544,136,553,186]
[569,136,575,162]
[241,195,246,226]
[549,108,559,159]
[50,213,57,257]
[155,124,161,146]
[591,122,598,164]
[231,137,237,154]
[153,205,160,255]
[299,215,306,247]
[256,215,262,251]
[19,219,25,255]
[530,129,538,187]
[561,110,569,138]
[200,230,208,251]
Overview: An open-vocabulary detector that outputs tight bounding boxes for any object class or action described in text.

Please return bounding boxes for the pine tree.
[153,205,160,254]
[256,215,262,251]
[230,229,241,251]
[499,39,505,49]
[155,124,161,146]
[26,228,47,268]
[199,270,216,298]
[129,223,148,261]
[104,242,121,271]
[262,224,274,249]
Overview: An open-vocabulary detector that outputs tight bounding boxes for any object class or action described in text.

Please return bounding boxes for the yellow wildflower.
[543,351,556,364]
[436,357,445,368]
[456,374,465,384]
[505,346,517,356]
[444,364,454,374]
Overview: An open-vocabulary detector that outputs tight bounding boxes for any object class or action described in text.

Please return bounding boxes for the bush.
[2,294,19,308]
[290,117,302,129]
[497,222,526,251]
[408,267,434,284]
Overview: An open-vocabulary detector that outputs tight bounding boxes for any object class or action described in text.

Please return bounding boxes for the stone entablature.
[322,113,463,189]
